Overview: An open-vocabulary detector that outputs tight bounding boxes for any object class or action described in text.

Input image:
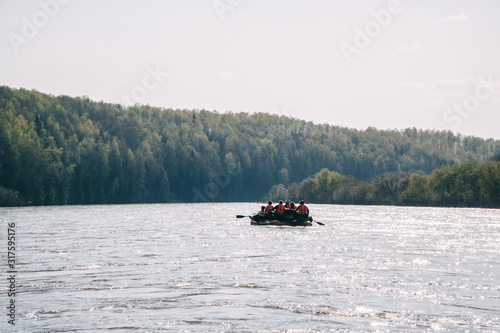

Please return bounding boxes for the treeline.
[266,160,500,208]
[1,86,500,206]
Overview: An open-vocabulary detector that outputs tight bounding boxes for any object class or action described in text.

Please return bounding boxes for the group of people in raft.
[254,200,309,221]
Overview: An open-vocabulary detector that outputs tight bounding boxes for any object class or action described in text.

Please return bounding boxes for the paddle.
[314,220,325,226]
[236,215,248,219]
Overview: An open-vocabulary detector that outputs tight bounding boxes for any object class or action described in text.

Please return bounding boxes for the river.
[1,203,499,332]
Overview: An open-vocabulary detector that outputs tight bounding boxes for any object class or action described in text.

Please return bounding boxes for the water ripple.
[1,203,499,331]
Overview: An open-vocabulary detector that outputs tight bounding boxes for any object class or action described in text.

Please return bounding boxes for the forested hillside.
[1,86,499,206]
[267,160,500,208]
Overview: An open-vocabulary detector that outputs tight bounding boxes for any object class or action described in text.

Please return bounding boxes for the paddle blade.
[236,215,246,219]
[312,218,325,226]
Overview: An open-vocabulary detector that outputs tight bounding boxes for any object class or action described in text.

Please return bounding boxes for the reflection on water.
[1,203,499,331]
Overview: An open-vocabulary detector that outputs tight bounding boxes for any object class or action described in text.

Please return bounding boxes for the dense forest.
[267,160,500,208]
[1,86,499,207]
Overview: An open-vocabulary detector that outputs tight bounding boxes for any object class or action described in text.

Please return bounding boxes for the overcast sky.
[1,0,499,139]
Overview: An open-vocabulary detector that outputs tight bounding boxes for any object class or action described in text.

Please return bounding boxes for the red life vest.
[265,205,274,213]
[276,203,285,215]
[297,204,309,215]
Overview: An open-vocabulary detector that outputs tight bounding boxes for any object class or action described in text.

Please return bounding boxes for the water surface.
[1,203,499,332]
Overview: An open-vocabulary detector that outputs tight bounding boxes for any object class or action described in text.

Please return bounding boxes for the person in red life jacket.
[290,202,296,210]
[271,200,286,220]
[285,200,291,209]
[296,200,309,217]
[265,201,274,214]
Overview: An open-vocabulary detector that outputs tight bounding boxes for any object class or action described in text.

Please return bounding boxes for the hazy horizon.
[2,0,500,140]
